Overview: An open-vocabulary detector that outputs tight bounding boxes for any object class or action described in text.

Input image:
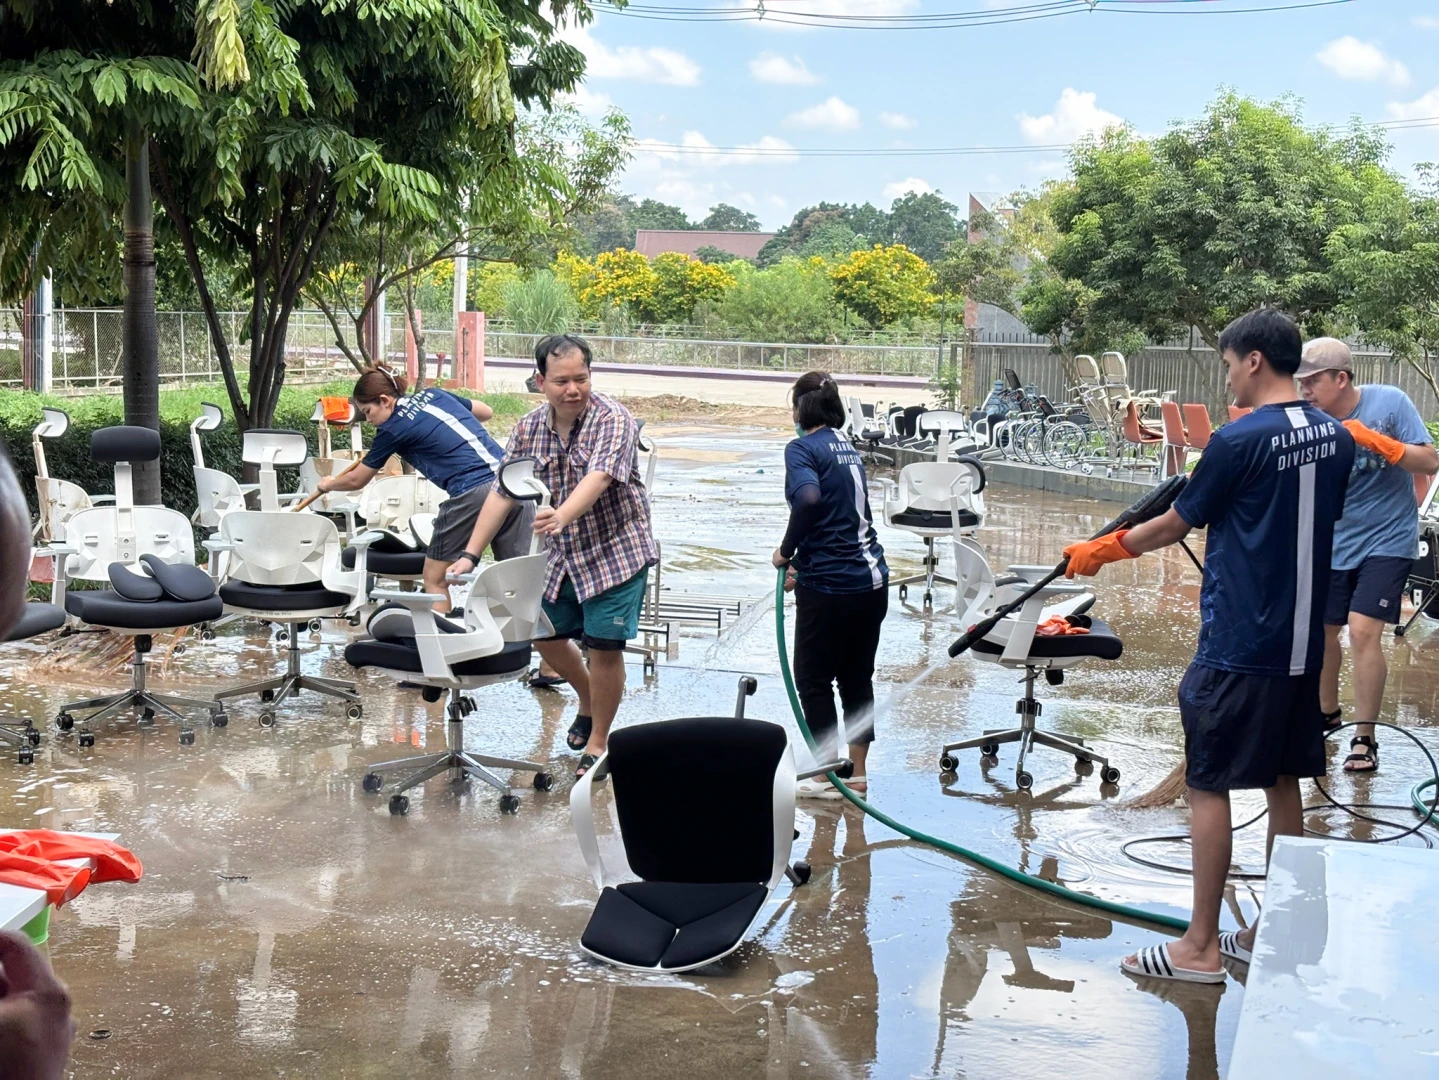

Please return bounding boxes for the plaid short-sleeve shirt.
[503,391,658,603]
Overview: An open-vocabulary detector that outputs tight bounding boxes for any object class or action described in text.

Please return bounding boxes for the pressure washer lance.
[948,474,1191,659]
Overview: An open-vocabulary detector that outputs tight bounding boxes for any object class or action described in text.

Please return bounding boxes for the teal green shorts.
[541,569,649,650]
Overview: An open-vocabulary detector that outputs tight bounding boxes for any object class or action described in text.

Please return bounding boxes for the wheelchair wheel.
[1043,421,1087,469]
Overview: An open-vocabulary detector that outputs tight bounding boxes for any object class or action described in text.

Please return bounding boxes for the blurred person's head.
[790,371,846,433]
[0,442,30,637]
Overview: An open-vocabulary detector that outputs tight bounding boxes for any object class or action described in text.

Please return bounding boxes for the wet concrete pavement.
[5,424,1437,1078]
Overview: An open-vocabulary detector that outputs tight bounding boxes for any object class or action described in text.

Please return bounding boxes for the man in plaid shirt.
[451,335,657,778]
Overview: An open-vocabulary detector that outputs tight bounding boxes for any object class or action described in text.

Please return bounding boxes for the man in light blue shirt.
[1298,338,1439,774]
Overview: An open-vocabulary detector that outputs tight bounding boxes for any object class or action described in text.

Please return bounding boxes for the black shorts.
[1324,556,1412,625]
[1177,663,1325,792]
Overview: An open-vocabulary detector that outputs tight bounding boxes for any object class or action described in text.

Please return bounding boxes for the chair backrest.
[952,537,996,626]
[1122,401,1153,444]
[189,403,224,469]
[464,553,550,643]
[32,407,70,480]
[35,478,93,543]
[1073,355,1101,387]
[193,466,248,529]
[1079,385,1113,429]
[1227,405,1252,424]
[607,717,788,884]
[62,505,195,582]
[359,474,420,533]
[1160,401,1187,445]
[898,461,980,513]
[218,510,340,587]
[1002,368,1023,392]
[1099,351,1128,386]
[1181,404,1212,449]
[243,429,309,512]
[917,410,968,437]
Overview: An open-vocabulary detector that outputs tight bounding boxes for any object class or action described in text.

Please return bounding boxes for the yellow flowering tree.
[561,247,735,324]
[829,243,935,327]
[648,251,735,323]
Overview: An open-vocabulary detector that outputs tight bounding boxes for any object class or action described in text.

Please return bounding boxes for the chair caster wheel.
[173,643,186,656]
[1101,766,1121,785]
[211,711,228,728]
[258,711,276,728]
[898,585,908,601]
[141,708,155,723]
[179,729,195,746]
[55,712,74,731]
[389,794,409,816]
[1015,770,1033,791]
[18,747,33,766]
[201,629,216,642]
[260,689,274,702]
[421,687,442,703]
[308,619,322,633]
[78,731,95,748]
[793,861,811,885]
[275,630,289,643]
[533,772,554,792]
[923,592,932,608]
[27,729,40,746]
[1075,759,1093,776]
[939,754,957,773]
[346,703,363,720]
[980,742,998,757]
[363,772,383,793]
[499,794,520,814]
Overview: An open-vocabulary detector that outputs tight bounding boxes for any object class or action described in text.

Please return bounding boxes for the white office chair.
[206,430,373,727]
[31,408,113,542]
[295,401,363,534]
[939,547,1122,792]
[190,403,257,529]
[47,426,223,745]
[883,455,987,608]
[917,410,980,462]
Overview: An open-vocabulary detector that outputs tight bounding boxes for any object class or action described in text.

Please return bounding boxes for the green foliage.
[693,245,739,265]
[702,257,842,342]
[758,203,884,265]
[500,269,580,334]
[884,191,962,263]
[830,244,934,327]
[468,262,523,318]
[630,198,692,232]
[700,204,761,232]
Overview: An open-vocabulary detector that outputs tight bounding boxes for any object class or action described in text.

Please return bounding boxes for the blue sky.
[555,0,1439,229]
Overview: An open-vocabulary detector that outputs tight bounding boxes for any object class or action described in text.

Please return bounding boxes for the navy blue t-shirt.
[783,428,888,594]
[363,388,503,497]
[1173,401,1353,676]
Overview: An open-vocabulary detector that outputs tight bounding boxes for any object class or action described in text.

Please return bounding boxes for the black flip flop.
[1343,735,1379,773]
[1323,708,1343,732]
[575,752,599,780]
[529,672,566,690]
[566,714,593,752]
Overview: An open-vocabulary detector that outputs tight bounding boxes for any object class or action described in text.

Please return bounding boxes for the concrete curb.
[485,356,928,391]
[885,444,1154,505]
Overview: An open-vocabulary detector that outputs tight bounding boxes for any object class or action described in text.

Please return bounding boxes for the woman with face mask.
[772,372,889,799]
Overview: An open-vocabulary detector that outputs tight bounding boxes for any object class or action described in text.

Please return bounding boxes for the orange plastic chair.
[1227,405,1253,423]
[1123,401,1163,446]
[1160,401,1190,477]
[1182,404,1212,450]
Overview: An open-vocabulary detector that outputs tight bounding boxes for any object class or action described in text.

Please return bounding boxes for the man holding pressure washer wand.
[1064,309,1353,983]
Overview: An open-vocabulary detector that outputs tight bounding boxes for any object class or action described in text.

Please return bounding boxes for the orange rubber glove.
[1343,420,1407,465]
[1063,529,1136,579]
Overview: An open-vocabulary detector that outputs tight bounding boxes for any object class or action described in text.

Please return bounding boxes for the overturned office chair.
[190,403,256,529]
[883,454,987,607]
[345,456,553,815]
[2,603,65,763]
[207,430,372,727]
[48,427,223,744]
[571,676,849,973]
[938,550,1122,791]
[31,407,114,542]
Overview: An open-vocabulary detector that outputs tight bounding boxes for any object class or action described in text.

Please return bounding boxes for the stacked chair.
[883,454,987,608]
[189,403,256,529]
[31,408,113,542]
[46,427,223,745]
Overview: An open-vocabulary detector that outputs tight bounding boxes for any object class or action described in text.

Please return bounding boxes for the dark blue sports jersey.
[1173,401,1354,676]
[784,428,888,594]
[362,387,503,497]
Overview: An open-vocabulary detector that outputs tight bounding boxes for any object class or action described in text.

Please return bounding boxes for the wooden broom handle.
[291,457,365,512]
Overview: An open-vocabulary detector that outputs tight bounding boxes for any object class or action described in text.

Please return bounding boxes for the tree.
[707,256,842,343]
[1048,93,1404,353]
[630,198,691,232]
[756,202,884,265]
[830,244,933,327]
[1330,166,1439,405]
[692,245,738,265]
[648,251,734,323]
[884,191,961,263]
[700,203,760,232]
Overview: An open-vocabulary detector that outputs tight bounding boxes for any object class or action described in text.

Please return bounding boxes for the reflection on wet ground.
[4,425,1436,1077]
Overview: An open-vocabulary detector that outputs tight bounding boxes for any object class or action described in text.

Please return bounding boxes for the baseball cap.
[1296,337,1353,379]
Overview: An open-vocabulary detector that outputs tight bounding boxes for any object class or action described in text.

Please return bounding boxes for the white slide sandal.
[1218,931,1252,964]
[1121,943,1227,984]
[796,778,843,800]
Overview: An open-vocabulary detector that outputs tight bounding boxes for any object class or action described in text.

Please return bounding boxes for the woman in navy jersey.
[773,372,889,799]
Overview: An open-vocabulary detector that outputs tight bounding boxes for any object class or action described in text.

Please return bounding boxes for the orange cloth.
[1343,420,1407,465]
[1036,616,1090,637]
[1063,529,1137,578]
[321,396,352,423]
[0,830,143,908]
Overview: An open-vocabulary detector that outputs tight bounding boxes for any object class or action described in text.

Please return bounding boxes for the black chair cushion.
[219,581,352,611]
[581,882,767,969]
[367,603,465,641]
[608,718,786,885]
[65,589,222,629]
[890,507,980,530]
[341,546,426,575]
[970,616,1123,661]
[343,637,531,676]
[109,564,162,602]
[91,425,161,464]
[140,554,217,602]
[6,603,65,642]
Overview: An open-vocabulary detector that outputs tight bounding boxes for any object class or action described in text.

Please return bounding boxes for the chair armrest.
[238,484,260,494]
[37,544,75,609]
[569,752,612,891]
[202,539,235,552]
[370,589,445,608]
[276,491,307,504]
[90,495,116,504]
[1006,563,1057,579]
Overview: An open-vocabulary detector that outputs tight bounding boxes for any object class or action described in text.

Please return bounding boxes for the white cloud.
[1316,36,1410,86]
[879,111,917,131]
[561,26,700,86]
[1018,88,1124,144]
[749,52,821,86]
[882,177,933,200]
[633,131,800,169]
[1387,88,1439,123]
[785,96,861,132]
[1414,16,1439,30]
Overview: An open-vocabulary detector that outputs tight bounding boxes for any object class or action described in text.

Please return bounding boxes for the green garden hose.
[1414,778,1438,827]
[775,569,1190,933]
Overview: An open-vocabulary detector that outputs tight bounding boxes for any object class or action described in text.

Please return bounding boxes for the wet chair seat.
[340,531,427,577]
[7,603,66,642]
[573,717,798,972]
[968,617,1122,661]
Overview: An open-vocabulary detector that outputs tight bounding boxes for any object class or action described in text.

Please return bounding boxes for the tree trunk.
[123,123,161,504]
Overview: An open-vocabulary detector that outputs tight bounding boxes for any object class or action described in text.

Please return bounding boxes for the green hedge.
[2,381,532,527]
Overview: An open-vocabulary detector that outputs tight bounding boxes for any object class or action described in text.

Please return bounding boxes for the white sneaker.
[796,778,842,800]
